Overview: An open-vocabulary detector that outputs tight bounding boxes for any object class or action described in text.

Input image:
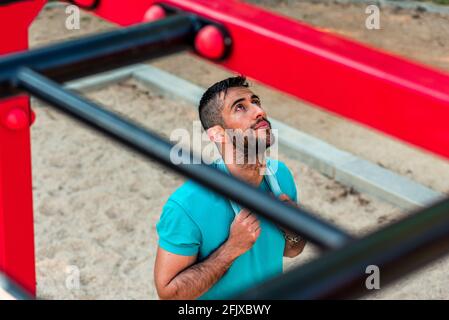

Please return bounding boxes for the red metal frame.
[0,0,46,295]
[1,0,449,296]
[91,0,449,161]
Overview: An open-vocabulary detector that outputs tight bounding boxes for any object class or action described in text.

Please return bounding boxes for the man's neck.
[221,144,266,187]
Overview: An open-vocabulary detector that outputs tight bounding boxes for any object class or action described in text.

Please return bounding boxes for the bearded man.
[154,76,306,300]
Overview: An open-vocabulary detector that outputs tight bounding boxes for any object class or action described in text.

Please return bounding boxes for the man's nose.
[252,104,266,119]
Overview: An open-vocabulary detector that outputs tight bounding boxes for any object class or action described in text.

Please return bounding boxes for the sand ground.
[28,1,449,299]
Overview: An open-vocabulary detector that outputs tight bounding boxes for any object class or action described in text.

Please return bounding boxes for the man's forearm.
[163,242,238,300]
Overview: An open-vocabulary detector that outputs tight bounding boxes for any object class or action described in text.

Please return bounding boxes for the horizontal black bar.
[0,0,29,5]
[16,67,353,250]
[1,14,201,97]
[236,196,449,299]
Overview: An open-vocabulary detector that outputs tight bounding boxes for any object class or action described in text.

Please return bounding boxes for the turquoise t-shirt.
[156,159,298,299]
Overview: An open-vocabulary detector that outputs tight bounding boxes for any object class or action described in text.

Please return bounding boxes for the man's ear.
[207,125,225,143]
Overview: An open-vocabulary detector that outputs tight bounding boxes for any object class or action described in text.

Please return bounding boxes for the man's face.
[219,87,273,150]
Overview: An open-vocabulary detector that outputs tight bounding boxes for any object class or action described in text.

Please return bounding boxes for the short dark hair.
[198,76,249,130]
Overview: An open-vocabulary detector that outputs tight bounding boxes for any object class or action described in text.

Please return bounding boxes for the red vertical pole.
[0,0,46,296]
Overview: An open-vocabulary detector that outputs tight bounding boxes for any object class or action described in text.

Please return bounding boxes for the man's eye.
[253,100,261,106]
[235,104,245,111]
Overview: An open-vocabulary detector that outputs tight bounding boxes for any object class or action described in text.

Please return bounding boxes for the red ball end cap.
[195,25,226,60]
[72,0,97,8]
[143,5,166,22]
[4,108,28,130]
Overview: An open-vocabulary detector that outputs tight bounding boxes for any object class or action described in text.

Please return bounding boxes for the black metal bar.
[16,67,353,250]
[0,272,33,300]
[236,196,449,299]
[1,14,201,97]
[0,0,30,5]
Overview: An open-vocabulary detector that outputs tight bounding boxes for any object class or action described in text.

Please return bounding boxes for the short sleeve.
[156,200,202,256]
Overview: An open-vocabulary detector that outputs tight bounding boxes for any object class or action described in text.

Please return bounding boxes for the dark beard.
[231,128,274,165]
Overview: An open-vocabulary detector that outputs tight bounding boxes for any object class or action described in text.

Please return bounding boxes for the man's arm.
[154,209,261,300]
[154,242,238,300]
[278,194,307,258]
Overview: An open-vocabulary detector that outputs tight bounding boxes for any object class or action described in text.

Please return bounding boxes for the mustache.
[251,118,271,130]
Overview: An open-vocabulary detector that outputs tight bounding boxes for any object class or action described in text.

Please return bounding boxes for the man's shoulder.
[268,158,292,179]
[268,158,298,201]
[166,179,221,212]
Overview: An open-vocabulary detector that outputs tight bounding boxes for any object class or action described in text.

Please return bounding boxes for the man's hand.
[279,193,297,208]
[278,194,307,258]
[225,209,261,258]
[154,209,261,300]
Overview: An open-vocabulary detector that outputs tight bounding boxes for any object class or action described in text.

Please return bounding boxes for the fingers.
[248,214,260,231]
[249,220,260,231]
[240,213,259,229]
[245,214,259,226]
[235,209,261,236]
[251,222,260,233]
[279,193,290,202]
[279,194,299,209]
[237,209,259,224]
[253,226,262,239]
[236,208,251,221]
